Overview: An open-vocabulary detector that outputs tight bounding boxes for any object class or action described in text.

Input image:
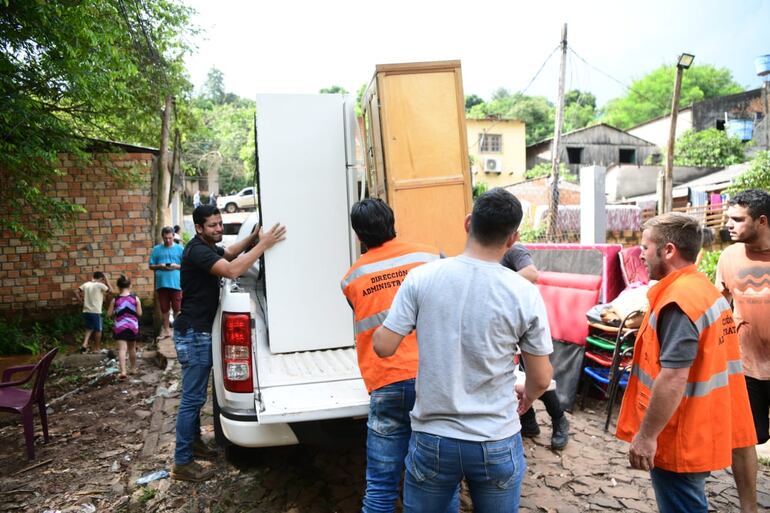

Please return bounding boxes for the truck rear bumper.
[219,408,299,448]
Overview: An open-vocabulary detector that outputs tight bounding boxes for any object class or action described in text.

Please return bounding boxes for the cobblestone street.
[1,349,768,512]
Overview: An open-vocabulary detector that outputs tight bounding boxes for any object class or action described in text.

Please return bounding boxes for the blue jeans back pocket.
[483,436,522,489]
[406,432,440,482]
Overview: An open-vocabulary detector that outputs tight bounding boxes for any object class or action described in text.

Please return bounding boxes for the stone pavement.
[135,353,770,512]
[517,402,770,512]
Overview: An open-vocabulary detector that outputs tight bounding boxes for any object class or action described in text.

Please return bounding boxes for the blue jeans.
[364,379,458,513]
[650,467,709,513]
[403,431,526,513]
[173,329,212,465]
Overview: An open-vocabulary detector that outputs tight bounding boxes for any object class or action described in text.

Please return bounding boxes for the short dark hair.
[193,205,220,226]
[93,271,105,280]
[161,226,174,236]
[173,225,181,233]
[642,212,701,263]
[729,189,770,221]
[350,199,396,249]
[117,274,131,289]
[470,188,523,246]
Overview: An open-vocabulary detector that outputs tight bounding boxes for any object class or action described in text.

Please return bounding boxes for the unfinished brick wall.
[0,151,157,319]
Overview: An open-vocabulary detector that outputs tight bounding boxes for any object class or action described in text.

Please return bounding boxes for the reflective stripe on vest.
[616,266,757,473]
[354,309,390,335]
[647,296,731,336]
[340,252,440,290]
[630,358,744,397]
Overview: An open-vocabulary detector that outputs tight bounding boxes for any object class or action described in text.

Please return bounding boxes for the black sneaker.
[551,415,570,450]
[171,461,215,482]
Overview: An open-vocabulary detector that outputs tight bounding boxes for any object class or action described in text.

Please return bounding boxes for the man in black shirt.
[171,205,286,482]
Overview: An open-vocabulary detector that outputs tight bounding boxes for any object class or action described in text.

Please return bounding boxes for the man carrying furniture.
[616,212,756,513]
[171,205,286,482]
[374,188,553,512]
[716,188,770,513]
[341,198,456,513]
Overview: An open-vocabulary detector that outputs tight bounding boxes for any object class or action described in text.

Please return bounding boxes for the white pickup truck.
[216,187,257,213]
[211,94,370,448]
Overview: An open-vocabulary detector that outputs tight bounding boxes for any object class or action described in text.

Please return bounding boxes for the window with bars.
[479,133,502,153]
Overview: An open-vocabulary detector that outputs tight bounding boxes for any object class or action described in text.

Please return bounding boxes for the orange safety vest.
[341,239,440,393]
[616,265,757,473]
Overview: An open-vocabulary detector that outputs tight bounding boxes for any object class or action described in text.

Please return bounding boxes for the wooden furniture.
[362,60,472,256]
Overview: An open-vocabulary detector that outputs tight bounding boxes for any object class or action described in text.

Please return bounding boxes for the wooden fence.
[641,204,727,229]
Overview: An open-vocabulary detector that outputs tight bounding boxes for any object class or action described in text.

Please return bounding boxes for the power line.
[469,44,561,151]
[568,47,670,113]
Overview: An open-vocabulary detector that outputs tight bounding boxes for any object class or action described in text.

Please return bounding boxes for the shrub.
[697,249,721,283]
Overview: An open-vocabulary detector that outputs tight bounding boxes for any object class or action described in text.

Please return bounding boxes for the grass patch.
[138,488,156,504]
[759,455,770,467]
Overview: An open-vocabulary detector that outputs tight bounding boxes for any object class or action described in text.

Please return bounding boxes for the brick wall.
[0,152,157,319]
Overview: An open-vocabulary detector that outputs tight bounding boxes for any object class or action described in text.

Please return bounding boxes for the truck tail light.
[222,313,253,393]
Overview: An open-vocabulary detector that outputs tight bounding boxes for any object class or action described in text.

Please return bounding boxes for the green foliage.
[0,312,82,356]
[602,64,743,129]
[465,94,484,110]
[525,162,576,183]
[727,151,770,193]
[319,85,348,94]
[139,488,157,504]
[467,90,555,145]
[355,83,367,118]
[184,73,256,196]
[472,182,488,199]
[202,67,226,104]
[563,90,597,133]
[1,0,195,247]
[518,218,546,243]
[673,129,746,167]
[697,249,721,283]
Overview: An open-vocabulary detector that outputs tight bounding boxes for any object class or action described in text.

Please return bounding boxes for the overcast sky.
[183,0,769,106]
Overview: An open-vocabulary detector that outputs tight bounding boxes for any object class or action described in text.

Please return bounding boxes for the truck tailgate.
[255,345,369,424]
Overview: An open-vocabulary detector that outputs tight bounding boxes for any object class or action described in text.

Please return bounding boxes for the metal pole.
[547,23,568,241]
[764,80,770,151]
[662,66,684,214]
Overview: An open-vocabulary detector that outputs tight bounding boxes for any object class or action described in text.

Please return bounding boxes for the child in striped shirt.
[107,275,142,379]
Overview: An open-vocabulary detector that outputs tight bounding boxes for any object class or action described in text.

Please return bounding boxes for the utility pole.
[659,53,694,214]
[547,23,567,242]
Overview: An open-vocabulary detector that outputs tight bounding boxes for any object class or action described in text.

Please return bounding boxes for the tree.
[467,91,555,145]
[602,64,743,129]
[319,85,348,94]
[465,94,484,111]
[0,0,194,246]
[563,90,597,132]
[673,128,746,167]
[727,151,770,193]
[202,67,226,104]
[525,162,575,183]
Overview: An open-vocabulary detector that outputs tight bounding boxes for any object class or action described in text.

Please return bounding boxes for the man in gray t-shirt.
[373,188,553,513]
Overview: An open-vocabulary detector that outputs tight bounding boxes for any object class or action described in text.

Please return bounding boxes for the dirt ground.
[1,346,769,513]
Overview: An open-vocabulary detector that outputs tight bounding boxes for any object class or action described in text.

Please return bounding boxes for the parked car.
[216,187,257,213]
[218,212,252,248]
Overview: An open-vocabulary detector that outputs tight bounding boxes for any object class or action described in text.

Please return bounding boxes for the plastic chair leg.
[38,400,49,443]
[21,407,35,460]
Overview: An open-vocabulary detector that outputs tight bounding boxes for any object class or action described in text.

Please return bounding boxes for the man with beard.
[716,188,770,512]
[171,205,286,481]
[616,212,756,513]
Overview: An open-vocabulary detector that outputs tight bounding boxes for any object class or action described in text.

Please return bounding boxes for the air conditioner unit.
[484,157,502,173]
